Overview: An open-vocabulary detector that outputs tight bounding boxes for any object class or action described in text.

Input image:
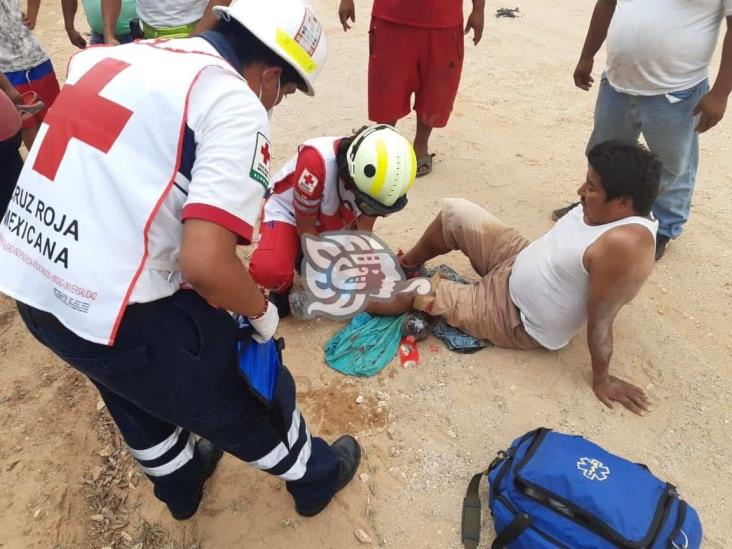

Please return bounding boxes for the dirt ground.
[1,1,731,548]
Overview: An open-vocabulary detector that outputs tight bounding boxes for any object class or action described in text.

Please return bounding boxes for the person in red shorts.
[249,125,416,315]
[339,0,485,177]
[0,0,61,148]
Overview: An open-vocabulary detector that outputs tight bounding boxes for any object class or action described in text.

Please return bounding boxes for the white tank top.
[508,205,658,350]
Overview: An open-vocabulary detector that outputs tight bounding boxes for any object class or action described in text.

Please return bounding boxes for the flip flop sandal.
[17,91,45,121]
[416,153,435,178]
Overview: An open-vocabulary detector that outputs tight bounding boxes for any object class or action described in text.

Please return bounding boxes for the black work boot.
[551,201,580,222]
[167,439,223,521]
[296,435,361,517]
[268,291,291,318]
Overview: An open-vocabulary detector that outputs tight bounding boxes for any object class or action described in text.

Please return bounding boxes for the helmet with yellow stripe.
[214,0,327,96]
[346,125,416,216]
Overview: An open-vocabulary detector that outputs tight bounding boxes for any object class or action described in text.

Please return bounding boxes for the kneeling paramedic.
[249,124,416,314]
[0,0,361,520]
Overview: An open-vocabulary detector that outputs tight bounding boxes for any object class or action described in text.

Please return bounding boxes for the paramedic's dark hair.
[587,140,661,216]
[336,126,369,185]
[215,18,306,91]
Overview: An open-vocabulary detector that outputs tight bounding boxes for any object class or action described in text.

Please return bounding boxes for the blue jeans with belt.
[17,291,339,515]
[587,76,708,239]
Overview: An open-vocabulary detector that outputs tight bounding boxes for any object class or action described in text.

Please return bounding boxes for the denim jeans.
[587,76,708,239]
[90,31,133,45]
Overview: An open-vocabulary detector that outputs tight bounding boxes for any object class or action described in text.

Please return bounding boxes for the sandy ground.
[1,1,731,548]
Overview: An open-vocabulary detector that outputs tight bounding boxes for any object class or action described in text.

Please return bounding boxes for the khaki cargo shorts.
[414,198,539,349]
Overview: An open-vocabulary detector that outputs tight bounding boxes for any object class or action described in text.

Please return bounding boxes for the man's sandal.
[416,153,435,177]
[17,91,45,121]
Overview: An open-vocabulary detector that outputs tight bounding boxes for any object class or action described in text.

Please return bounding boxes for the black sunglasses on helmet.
[354,190,408,217]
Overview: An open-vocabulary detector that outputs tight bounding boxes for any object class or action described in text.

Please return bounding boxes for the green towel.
[324,312,406,377]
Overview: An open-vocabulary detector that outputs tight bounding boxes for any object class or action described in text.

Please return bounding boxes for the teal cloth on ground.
[324,312,406,377]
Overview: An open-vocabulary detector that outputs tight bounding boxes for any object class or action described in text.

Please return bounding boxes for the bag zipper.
[491,429,542,498]
[666,500,688,548]
[496,494,570,548]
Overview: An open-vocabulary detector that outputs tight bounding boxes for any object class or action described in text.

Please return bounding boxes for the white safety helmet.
[213,0,327,96]
[347,125,416,214]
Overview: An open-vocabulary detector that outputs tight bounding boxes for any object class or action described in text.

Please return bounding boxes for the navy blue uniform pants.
[1,131,23,219]
[17,291,339,513]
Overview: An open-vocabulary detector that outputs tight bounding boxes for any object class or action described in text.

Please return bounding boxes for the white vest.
[508,205,658,350]
[264,137,361,230]
[0,41,240,345]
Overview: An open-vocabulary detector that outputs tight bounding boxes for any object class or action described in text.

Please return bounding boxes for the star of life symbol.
[577,457,610,481]
[296,231,431,320]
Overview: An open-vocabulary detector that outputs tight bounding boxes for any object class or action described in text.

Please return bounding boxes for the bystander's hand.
[574,57,595,90]
[593,374,650,416]
[464,9,484,45]
[339,0,356,31]
[66,26,87,48]
[2,84,23,106]
[693,89,728,133]
[21,11,36,29]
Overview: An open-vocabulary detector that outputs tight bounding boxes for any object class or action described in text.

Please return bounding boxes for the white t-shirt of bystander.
[136,0,208,28]
[605,0,732,96]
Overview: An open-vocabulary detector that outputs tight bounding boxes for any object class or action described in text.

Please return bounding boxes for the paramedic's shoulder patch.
[297,168,319,196]
[250,132,271,190]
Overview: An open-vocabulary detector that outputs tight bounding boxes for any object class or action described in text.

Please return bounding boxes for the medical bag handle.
[461,469,532,549]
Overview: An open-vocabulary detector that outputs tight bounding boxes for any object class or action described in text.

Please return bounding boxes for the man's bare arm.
[101,0,121,44]
[24,0,41,29]
[295,210,319,237]
[339,0,356,31]
[715,16,732,96]
[61,0,88,48]
[585,226,654,415]
[694,16,732,133]
[465,0,485,45]
[191,0,231,36]
[180,219,267,317]
[574,0,616,90]
[0,73,22,103]
[356,215,376,232]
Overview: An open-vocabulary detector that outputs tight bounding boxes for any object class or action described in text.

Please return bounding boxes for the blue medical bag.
[462,428,702,548]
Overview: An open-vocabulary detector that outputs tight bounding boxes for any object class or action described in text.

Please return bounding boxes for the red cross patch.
[297,168,319,196]
[249,132,271,190]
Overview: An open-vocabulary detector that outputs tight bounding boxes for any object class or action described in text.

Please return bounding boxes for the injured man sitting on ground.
[371,140,661,415]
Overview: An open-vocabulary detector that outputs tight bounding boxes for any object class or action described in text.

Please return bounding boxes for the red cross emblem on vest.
[33,58,134,181]
[260,142,271,164]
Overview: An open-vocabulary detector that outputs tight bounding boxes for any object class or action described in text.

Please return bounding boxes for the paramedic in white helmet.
[250,124,417,315]
[1,0,361,521]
